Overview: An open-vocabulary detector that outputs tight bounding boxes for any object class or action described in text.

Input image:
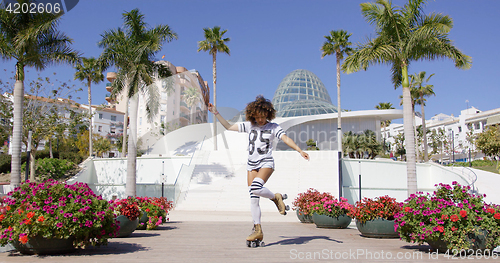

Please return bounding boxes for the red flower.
[486,208,495,214]
[450,214,459,222]
[437,226,444,233]
[494,213,500,220]
[27,211,35,219]
[19,235,28,244]
[404,207,411,212]
[451,226,457,232]
[37,215,45,222]
[441,214,449,220]
[0,214,4,222]
[459,210,467,218]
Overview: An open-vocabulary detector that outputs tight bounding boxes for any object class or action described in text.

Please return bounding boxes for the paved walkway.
[1,211,499,263]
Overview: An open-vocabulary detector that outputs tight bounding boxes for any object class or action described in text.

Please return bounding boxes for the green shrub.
[34,158,77,180]
[59,151,85,164]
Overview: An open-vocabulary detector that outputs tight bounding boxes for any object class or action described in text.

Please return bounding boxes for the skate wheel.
[260,241,265,247]
[246,240,251,247]
[251,241,257,248]
[285,205,290,211]
[282,194,288,200]
[284,211,287,215]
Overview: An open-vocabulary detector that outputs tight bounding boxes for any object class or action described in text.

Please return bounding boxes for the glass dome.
[277,100,338,117]
[272,69,332,113]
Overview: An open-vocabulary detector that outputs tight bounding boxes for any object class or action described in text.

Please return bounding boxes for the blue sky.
[2,0,499,122]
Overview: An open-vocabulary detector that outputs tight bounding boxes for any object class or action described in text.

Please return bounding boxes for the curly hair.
[245,95,276,125]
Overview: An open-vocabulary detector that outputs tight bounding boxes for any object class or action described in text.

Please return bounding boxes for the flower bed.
[395,182,500,251]
[135,197,173,230]
[293,188,334,216]
[0,180,118,249]
[311,196,353,218]
[348,195,401,224]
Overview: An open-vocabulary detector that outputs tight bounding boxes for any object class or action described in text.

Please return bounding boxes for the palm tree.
[198,26,230,151]
[375,102,395,151]
[342,0,471,196]
[412,71,435,162]
[183,86,201,124]
[321,29,352,198]
[0,0,80,187]
[74,57,104,158]
[99,9,177,197]
[321,30,352,155]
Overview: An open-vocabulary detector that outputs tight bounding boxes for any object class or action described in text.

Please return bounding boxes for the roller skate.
[246,224,265,248]
[271,193,290,215]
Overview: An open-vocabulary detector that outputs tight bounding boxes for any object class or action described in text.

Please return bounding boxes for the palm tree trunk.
[125,92,139,197]
[212,53,217,151]
[421,99,428,162]
[336,52,343,198]
[11,79,24,187]
[88,79,93,157]
[121,83,129,157]
[29,151,35,181]
[413,107,419,162]
[402,66,417,196]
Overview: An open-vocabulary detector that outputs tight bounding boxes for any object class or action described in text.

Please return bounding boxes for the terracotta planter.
[355,218,399,238]
[296,210,314,223]
[312,213,351,229]
[116,215,139,237]
[12,235,75,255]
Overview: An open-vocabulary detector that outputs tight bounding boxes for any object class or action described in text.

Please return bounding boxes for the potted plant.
[135,197,173,230]
[0,180,118,255]
[395,181,500,252]
[348,195,401,238]
[292,188,333,223]
[310,196,353,229]
[112,197,141,237]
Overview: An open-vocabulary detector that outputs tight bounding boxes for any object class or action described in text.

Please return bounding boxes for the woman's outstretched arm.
[280,134,309,160]
[208,103,238,131]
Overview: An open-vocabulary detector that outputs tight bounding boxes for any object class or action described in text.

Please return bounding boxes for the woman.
[208,95,309,246]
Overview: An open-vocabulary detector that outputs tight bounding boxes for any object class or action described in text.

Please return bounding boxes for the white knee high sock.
[249,177,275,199]
[249,192,261,225]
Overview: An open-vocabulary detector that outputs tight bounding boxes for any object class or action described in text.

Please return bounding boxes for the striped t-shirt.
[238,121,285,170]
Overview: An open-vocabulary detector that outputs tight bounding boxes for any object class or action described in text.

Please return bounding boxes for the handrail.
[450,163,478,193]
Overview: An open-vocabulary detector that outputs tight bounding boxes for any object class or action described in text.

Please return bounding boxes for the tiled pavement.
[0,210,499,263]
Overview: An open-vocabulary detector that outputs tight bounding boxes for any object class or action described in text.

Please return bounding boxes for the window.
[161,92,167,100]
[475,122,480,130]
[98,126,102,132]
[139,117,142,125]
[111,115,116,121]
[161,115,165,123]
[161,104,167,112]
[458,126,462,132]
[110,127,116,134]
[98,113,103,119]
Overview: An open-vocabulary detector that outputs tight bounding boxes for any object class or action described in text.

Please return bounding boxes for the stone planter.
[427,228,488,253]
[355,218,399,238]
[116,215,139,237]
[136,211,148,230]
[312,213,351,229]
[296,210,314,223]
[12,235,75,255]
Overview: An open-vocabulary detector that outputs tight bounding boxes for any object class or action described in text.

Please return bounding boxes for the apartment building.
[105,60,210,139]
[384,106,500,162]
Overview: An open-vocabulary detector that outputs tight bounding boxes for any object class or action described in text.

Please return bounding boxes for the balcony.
[105,93,115,103]
[106,83,113,92]
[107,72,117,82]
[180,101,189,112]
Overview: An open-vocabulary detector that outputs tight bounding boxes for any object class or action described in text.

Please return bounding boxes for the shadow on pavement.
[265,235,343,246]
